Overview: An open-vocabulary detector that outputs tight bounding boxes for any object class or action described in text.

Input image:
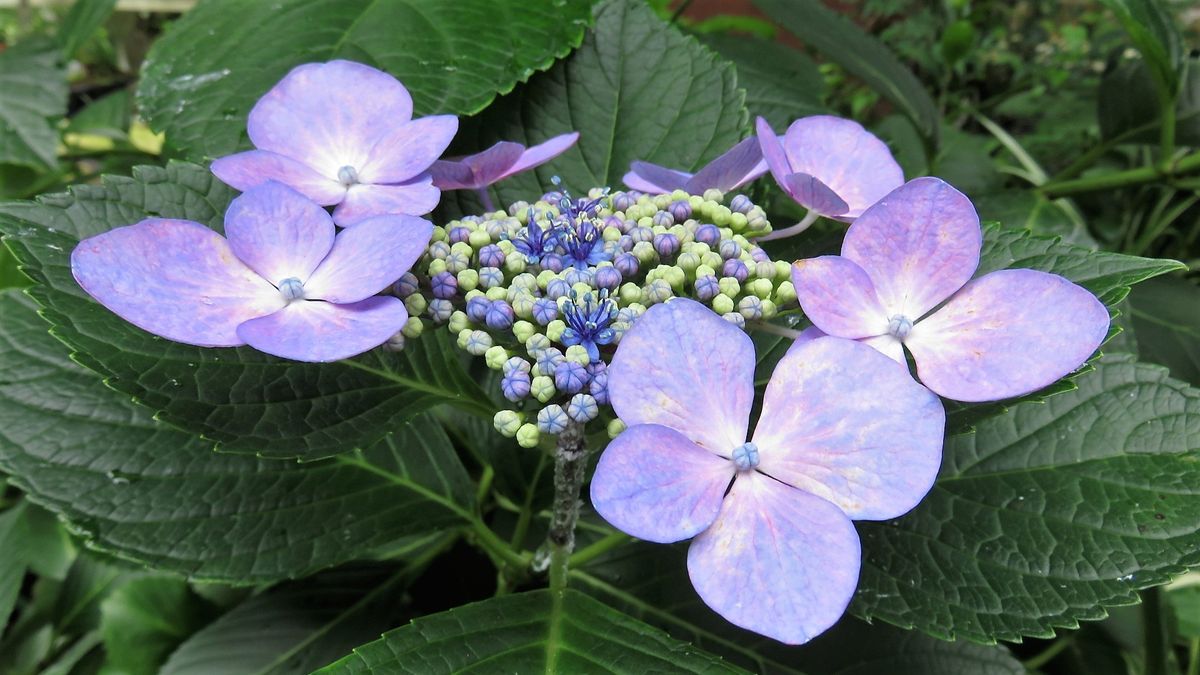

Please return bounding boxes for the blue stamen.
[732,442,760,471]
[278,277,305,302]
[887,314,913,340]
[560,290,618,363]
[337,165,359,186]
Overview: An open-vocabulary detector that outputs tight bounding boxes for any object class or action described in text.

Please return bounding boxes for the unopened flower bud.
[393,272,419,298]
[486,345,511,370]
[503,356,532,375]
[430,271,458,299]
[629,226,654,243]
[703,188,724,202]
[723,258,749,283]
[516,423,540,448]
[504,252,527,275]
[532,375,556,403]
[749,278,773,299]
[478,266,504,289]
[738,295,764,320]
[669,200,692,222]
[694,275,719,301]
[555,360,588,393]
[566,393,600,422]
[466,295,490,322]
[611,191,636,212]
[534,347,564,376]
[722,311,746,327]
[456,269,479,292]
[614,252,639,277]
[546,278,571,300]
[501,370,532,401]
[718,277,741,298]
[537,404,570,434]
[644,279,673,304]
[652,211,674,229]
[729,194,754,214]
[754,261,777,281]
[513,320,537,344]
[486,300,515,330]
[384,331,406,351]
[448,226,470,244]
[712,293,735,315]
[494,410,522,437]
[719,239,741,260]
[404,293,427,316]
[594,265,622,290]
[546,319,566,342]
[448,310,470,333]
[694,224,720,246]
[607,418,627,438]
[653,233,680,258]
[564,345,591,365]
[464,330,493,355]
[426,298,453,323]
[468,229,491,248]
[429,241,451,260]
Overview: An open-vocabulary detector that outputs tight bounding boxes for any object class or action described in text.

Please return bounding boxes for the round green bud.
[485,287,507,302]
[637,216,654,230]
[712,293,735,315]
[729,212,748,231]
[700,251,722,269]
[664,266,686,291]
[619,282,643,305]
[571,282,594,299]
[670,189,690,201]
[464,330,493,356]
[526,333,552,355]
[450,241,473,258]
[760,299,778,319]
[504,252,527,275]
[703,188,724,203]
[455,268,479,293]
[536,270,558,289]
[464,288,485,302]
[774,260,792,279]
[688,195,705,209]
[653,193,672,209]
[546,319,566,342]
[644,279,673,304]
[401,316,424,338]
[711,205,732,226]
[752,261,776,281]
[513,294,537,320]
[632,241,657,265]
[427,258,448,276]
[695,263,717,279]
[565,345,591,365]
[513,320,537,344]
[531,375,556,403]
[775,280,797,306]
[677,251,701,274]
[516,423,541,448]
[404,293,428,316]
[485,345,510,370]
[718,277,741,298]
[607,418,627,439]
[431,225,448,243]
[511,273,538,291]
[457,328,474,349]
[750,278,774,299]
[448,310,470,334]
[602,226,622,242]
[497,240,516,255]
[493,410,523,438]
[468,229,491,248]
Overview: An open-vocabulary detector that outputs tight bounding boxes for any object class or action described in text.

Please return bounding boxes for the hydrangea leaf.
[447,0,747,212]
[0,161,491,460]
[1127,275,1200,386]
[0,39,68,171]
[0,290,474,582]
[852,355,1200,642]
[700,33,828,129]
[136,0,595,161]
[99,576,218,675]
[313,589,747,674]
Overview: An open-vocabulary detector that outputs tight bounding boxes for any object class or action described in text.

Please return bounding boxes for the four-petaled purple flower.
[211,60,458,227]
[71,182,430,362]
[560,291,618,363]
[429,133,580,211]
[623,137,767,194]
[511,211,559,264]
[755,115,904,240]
[591,299,944,644]
[791,177,1110,402]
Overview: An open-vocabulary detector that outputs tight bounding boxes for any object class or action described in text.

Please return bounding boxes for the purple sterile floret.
[532,297,559,325]
[755,115,903,222]
[210,60,458,227]
[790,177,1110,402]
[589,298,945,645]
[430,271,458,299]
[71,181,432,362]
[428,133,580,210]
[623,137,768,194]
[500,370,532,402]
[554,360,589,394]
[466,295,490,322]
[559,291,618,363]
[477,244,505,268]
[485,300,516,330]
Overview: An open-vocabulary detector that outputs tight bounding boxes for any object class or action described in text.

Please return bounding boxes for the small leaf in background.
[55,0,117,61]
[1098,0,1185,97]
[1099,55,1200,147]
[449,0,747,212]
[100,576,218,675]
[1127,275,1200,386]
[701,33,828,129]
[0,39,68,171]
[0,502,30,631]
[136,0,596,160]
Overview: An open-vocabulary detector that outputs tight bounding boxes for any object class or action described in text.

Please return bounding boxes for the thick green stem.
[1143,586,1170,675]
[1021,636,1073,671]
[1041,151,1200,198]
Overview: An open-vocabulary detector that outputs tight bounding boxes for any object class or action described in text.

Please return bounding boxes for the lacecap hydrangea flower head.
[590,299,946,644]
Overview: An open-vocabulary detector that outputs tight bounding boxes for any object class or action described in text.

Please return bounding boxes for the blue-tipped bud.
[750,247,771,263]
[466,295,490,323]
[562,267,589,286]
[385,331,406,352]
[594,266,622,290]
[535,348,565,377]
[530,297,558,325]
[629,226,654,243]
[589,368,610,405]
[566,393,600,423]
[478,266,504,289]
[485,300,516,330]
[537,404,571,434]
[429,241,452,260]
[669,200,692,222]
[729,194,754,214]
[426,298,454,323]
[546,278,572,300]
[501,370,532,401]
[526,333,553,358]
[554,360,589,394]
[617,235,634,251]
[722,311,746,328]
[478,244,505,268]
[393,272,419,298]
[652,211,675,228]
[503,356,532,375]
[430,271,458,299]
[738,295,764,320]
[611,191,636,212]
[493,410,523,437]
[694,275,720,301]
[723,258,749,283]
[464,330,493,355]
[719,239,741,260]
[653,233,680,258]
[644,279,673,304]
[614,252,640,277]
[695,224,721,246]
[448,226,471,244]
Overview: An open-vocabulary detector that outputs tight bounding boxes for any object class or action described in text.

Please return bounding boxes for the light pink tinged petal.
[842,177,981,320]
[609,298,754,454]
[792,256,889,339]
[223,182,335,286]
[686,137,768,193]
[906,269,1110,402]
[782,172,849,218]
[305,214,433,304]
[624,161,692,194]
[502,132,580,178]
[247,60,414,179]
[756,336,944,520]
[780,115,904,218]
[332,176,440,226]
[236,296,408,363]
[590,424,733,544]
[688,471,860,645]
[359,115,459,185]
[210,150,347,205]
[429,142,525,190]
[71,219,283,347]
[428,159,480,191]
[755,117,793,186]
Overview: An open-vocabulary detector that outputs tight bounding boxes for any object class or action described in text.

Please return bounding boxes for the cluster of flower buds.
[392,180,797,447]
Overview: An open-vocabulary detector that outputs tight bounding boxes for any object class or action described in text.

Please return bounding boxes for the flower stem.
[752,210,820,242]
[477,188,496,213]
[748,320,804,340]
[1040,150,1200,198]
[540,421,590,594]
[1143,586,1170,675]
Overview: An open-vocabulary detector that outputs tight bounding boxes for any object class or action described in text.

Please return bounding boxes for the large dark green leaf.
[0,39,67,170]
[449,0,747,211]
[0,290,474,583]
[854,355,1200,641]
[0,161,491,460]
[136,0,595,160]
[751,0,940,149]
[1127,275,1200,386]
[314,589,746,674]
[701,34,827,129]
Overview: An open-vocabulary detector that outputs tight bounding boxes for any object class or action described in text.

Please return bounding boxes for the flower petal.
[687,471,860,645]
[358,115,459,185]
[782,172,848,217]
[792,256,890,339]
[247,60,414,178]
[502,132,580,178]
[223,182,335,286]
[906,269,1110,402]
[841,177,981,320]
[609,298,754,454]
[71,219,283,347]
[686,137,768,193]
[430,142,525,190]
[779,115,904,219]
[755,117,793,186]
[861,334,906,364]
[210,150,347,205]
[590,424,733,544]
[756,336,945,520]
[236,296,408,362]
[623,161,692,194]
[305,214,433,304]
[332,176,440,226]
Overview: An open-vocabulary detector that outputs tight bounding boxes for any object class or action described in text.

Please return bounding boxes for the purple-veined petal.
[71,219,284,347]
[792,256,889,339]
[358,115,459,185]
[247,60,414,179]
[590,424,733,544]
[236,296,408,362]
[623,161,692,194]
[781,172,848,217]
[779,115,904,219]
[223,182,335,286]
[305,214,433,304]
[430,142,525,190]
[842,177,981,320]
[211,150,347,205]
[755,117,793,186]
[687,471,860,645]
[686,137,768,193]
[332,176,440,226]
[756,336,944,519]
[609,298,754,454]
[906,268,1109,402]
[501,132,580,178]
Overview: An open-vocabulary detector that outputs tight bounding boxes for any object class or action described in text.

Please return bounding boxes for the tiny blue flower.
[511,210,560,265]
[560,291,618,362]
